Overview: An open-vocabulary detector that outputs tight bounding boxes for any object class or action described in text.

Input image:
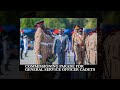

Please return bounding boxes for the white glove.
[38,54,42,59]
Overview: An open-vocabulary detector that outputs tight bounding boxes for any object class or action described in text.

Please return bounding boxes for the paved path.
[20,49,91,65]
[20,50,36,65]
[20,49,76,65]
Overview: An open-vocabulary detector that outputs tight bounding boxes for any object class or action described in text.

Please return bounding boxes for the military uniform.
[72,31,77,63]
[88,31,97,65]
[77,33,85,64]
[34,20,50,64]
[72,32,76,51]
[85,34,90,64]
[91,31,97,64]
[72,26,85,64]
[45,31,54,62]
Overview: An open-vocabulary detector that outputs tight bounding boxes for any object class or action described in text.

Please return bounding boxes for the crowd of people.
[33,20,97,65]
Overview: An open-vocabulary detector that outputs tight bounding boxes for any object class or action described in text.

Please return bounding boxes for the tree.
[20,18,97,30]
[84,18,97,29]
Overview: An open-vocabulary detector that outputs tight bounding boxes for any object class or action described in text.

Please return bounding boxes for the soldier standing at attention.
[92,28,97,64]
[77,27,85,64]
[72,26,78,64]
[88,29,97,65]
[34,20,49,64]
[72,26,83,64]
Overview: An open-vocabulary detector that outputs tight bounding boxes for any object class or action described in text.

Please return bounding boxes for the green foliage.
[20,18,97,29]
[84,18,97,29]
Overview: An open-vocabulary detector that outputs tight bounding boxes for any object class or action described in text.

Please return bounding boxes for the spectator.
[23,35,28,57]
[20,36,24,59]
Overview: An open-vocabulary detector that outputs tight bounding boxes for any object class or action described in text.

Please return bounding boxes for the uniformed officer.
[88,29,97,65]
[77,27,85,64]
[91,28,97,64]
[23,35,28,57]
[72,26,84,64]
[34,20,52,64]
[20,36,24,59]
[34,20,49,64]
[72,26,78,64]
[46,29,54,62]
[85,30,90,65]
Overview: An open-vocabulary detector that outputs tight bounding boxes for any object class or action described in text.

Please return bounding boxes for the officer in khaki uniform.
[34,20,51,64]
[72,26,84,64]
[72,28,77,50]
[85,31,90,64]
[72,26,78,64]
[88,29,97,65]
[46,30,54,59]
[91,29,97,64]
[77,27,85,64]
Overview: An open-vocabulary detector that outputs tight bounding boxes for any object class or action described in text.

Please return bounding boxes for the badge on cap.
[74,25,80,30]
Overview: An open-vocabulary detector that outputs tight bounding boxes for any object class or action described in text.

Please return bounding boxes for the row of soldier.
[34,20,97,65]
[72,26,97,65]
